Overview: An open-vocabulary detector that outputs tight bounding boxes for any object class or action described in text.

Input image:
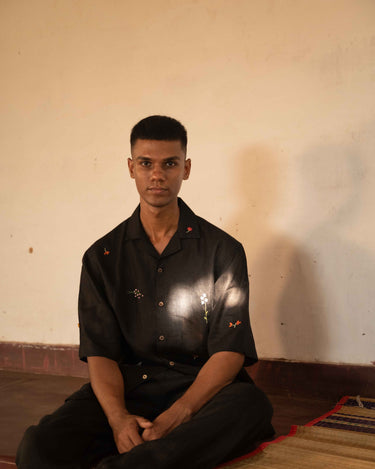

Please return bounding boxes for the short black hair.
[130,115,187,151]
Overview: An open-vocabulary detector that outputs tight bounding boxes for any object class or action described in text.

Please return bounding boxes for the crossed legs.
[16,381,273,469]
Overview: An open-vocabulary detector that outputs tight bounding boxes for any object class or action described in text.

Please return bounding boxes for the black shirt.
[78,199,257,389]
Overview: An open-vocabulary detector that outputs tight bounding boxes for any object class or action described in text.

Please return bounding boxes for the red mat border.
[216,426,298,467]
[305,395,349,427]
[0,455,16,468]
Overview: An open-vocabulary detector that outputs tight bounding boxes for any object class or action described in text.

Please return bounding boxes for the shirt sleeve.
[78,251,127,363]
[207,241,258,366]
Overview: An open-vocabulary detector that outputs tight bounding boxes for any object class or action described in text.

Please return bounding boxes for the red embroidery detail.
[186,226,193,233]
[104,248,110,255]
[229,320,242,328]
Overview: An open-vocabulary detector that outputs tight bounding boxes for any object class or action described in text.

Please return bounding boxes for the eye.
[140,160,152,167]
[165,161,177,167]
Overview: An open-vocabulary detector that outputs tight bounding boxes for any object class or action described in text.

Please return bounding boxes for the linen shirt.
[78,199,257,391]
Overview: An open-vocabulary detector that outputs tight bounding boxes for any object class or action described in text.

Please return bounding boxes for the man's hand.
[143,401,192,441]
[110,412,153,453]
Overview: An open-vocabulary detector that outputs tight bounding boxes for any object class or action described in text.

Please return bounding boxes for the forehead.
[131,139,186,158]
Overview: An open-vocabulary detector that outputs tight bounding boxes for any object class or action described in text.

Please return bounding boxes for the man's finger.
[118,434,139,453]
[137,417,153,429]
[117,436,132,454]
[129,429,144,447]
[143,426,161,442]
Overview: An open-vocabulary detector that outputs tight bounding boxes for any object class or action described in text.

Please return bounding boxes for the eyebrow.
[135,156,181,162]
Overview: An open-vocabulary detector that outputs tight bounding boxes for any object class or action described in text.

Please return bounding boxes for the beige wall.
[1,0,374,365]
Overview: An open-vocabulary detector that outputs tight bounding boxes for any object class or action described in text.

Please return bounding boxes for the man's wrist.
[170,398,193,421]
[107,407,130,428]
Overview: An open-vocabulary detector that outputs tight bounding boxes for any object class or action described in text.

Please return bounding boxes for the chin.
[141,194,172,208]
[150,200,175,208]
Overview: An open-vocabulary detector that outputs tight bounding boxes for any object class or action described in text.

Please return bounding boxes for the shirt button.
[158,301,164,307]
[169,361,175,366]
[142,374,148,380]
[157,267,163,273]
[159,335,165,341]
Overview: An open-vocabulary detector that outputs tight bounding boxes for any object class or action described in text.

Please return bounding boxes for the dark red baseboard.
[1,342,374,400]
[247,359,375,400]
[0,342,88,378]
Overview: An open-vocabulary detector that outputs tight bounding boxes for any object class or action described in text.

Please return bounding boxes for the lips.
[148,187,168,193]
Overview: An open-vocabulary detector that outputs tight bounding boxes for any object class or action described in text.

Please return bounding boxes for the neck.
[140,200,180,254]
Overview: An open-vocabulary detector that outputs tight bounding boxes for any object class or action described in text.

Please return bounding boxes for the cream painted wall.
[1,0,374,365]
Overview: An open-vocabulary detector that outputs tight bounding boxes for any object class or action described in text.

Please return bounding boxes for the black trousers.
[16,370,273,469]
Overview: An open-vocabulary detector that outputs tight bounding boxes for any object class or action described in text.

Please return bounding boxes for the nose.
[151,164,166,181]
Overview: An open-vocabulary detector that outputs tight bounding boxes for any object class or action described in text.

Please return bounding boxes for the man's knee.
[16,424,46,469]
[218,381,273,428]
[239,382,272,414]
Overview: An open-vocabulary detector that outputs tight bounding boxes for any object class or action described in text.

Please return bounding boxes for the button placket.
[155,260,168,351]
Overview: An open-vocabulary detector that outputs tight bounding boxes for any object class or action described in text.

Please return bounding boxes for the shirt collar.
[125,198,200,241]
[176,198,200,239]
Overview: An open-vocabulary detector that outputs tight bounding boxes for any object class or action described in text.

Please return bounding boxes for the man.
[16,116,273,469]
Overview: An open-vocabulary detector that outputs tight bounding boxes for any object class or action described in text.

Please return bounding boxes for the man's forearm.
[176,351,245,415]
[87,356,128,425]
[87,356,153,453]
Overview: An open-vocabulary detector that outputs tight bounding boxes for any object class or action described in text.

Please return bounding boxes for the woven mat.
[307,396,375,434]
[219,396,375,469]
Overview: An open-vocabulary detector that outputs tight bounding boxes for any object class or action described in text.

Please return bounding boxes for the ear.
[183,158,191,180]
[128,158,135,179]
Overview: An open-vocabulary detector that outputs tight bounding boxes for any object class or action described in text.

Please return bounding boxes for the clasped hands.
[111,401,192,454]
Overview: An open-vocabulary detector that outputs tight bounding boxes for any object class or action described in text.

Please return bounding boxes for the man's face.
[128,139,191,210]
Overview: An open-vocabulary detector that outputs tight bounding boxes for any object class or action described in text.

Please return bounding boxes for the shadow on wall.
[285,143,374,364]
[227,145,329,362]
[230,141,375,363]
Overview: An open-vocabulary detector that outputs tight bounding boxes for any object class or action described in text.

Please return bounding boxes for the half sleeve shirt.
[78,199,257,388]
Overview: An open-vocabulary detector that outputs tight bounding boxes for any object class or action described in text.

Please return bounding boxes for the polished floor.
[0,369,337,459]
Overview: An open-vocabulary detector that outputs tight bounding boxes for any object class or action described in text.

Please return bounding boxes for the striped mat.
[308,396,375,434]
[219,396,375,469]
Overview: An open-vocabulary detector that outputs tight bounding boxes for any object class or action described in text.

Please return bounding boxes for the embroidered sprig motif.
[200,293,209,323]
[229,320,242,328]
[128,289,144,300]
[103,248,110,255]
[186,226,193,233]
